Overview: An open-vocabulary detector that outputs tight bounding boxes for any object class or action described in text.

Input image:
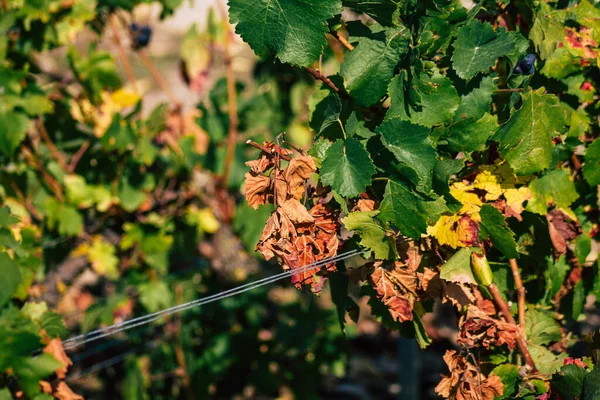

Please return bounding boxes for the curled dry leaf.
[370,261,419,323]
[244,173,272,210]
[43,339,72,380]
[247,141,338,292]
[280,198,314,224]
[546,209,582,254]
[55,381,84,400]
[354,198,376,212]
[435,350,504,400]
[457,305,517,350]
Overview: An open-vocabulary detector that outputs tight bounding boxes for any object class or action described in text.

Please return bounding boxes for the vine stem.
[37,119,68,172]
[304,67,350,99]
[21,145,64,202]
[509,259,527,329]
[173,285,193,400]
[329,30,354,51]
[138,50,181,108]
[110,14,137,88]
[9,181,42,221]
[68,140,90,173]
[217,0,239,187]
[245,140,291,161]
[488,283,538,373]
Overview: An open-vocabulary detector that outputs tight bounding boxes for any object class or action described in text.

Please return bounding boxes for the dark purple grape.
[513,53,536,75]
[132,24,152,49]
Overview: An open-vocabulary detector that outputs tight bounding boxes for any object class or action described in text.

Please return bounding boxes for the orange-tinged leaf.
[244,173,272,210]
[283,155,316,193]
[280,199,314,224]
[43,339,72,380]
[370,262,418,323]
[55,381,84,400]
[428,215,479,249]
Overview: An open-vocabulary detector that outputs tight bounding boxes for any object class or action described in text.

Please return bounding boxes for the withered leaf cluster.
[435,350,504,400]
[368,246,433,323]
[457,305,518,350]
[244,142,340,292]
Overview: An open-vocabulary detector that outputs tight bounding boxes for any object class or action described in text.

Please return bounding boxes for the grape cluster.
[130,23,152,49]
[513,53,536,75]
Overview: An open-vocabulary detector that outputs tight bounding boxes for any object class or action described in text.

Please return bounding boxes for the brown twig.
[37,119,69,172]
[110,14,137,88]
[245,140,291,161]
[173,285,193,400]
[138,50,181,108]
[68,140,91,173]
[488,283,538,373]
[493,88,523,93]
[217,0,239,187]
[509,259,527,329]
[304,67,350,99]
[329,30,355,51]
[21,145,64,202]
[9,181,42,221]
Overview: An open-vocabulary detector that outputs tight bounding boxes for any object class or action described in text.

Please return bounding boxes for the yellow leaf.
[473,170,503,201]
[198,208,220,234]
[428,215,479,249]
[503,187,532,217]
[111,88,140,109]
[88,236,119,279]
[450,182,482,219]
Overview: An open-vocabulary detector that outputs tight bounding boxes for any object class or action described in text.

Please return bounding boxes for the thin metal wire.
[63,249,363,351]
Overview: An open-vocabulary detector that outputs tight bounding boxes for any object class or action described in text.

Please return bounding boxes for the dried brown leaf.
[280,199,314,224]
[435,350,504,400]
[244,173,272,210]
[43,339,72,380]
[55,382,84,400]
[547,209,581,254]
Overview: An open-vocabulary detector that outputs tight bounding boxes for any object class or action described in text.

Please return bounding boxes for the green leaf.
[526,309,561,345]
[378,179,447,239]
[320,138,376,198]
[545,255,570,302]
[491,364,520,399]
[583,138,600,186]
[0,111,30,156]
[386,68,459,127]
[494,89,568,175]
[329,272,353,333]
[0,389,12,400]
[378,118,437,193]
[454,76,496,122]
[552,364,587,400]
[228,0,342,67]
[452,21,518,80]
[529,7,567,60]
[308,89,342,135]
[13,353,62,398]
[479,204,518,259]
[444,113,498,153]
[0,252,21,308]
[528,344,567,376]
[119,179,147,212]
[341,211,394,259]
[526,169,578,215]
[38,311,68,339]
[138,281,173,313]
[572,279,585,320]
[102,115,135,154]
[342,0,400,26]
[233,203,274,252]
[341,23,409,106]
[88,237,119,280]
[440,247,477,284]
[57,205,83,237]
[583,366,600,400]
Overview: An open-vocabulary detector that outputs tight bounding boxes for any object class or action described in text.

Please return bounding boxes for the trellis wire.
[63,249,363,351]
